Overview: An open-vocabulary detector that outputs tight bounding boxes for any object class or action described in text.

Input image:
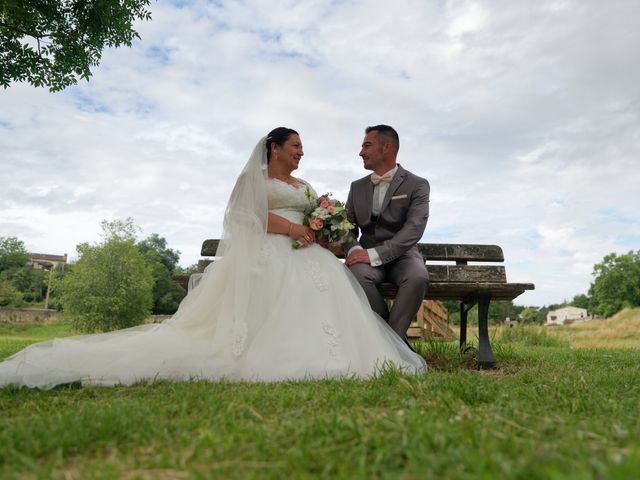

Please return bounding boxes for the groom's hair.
[266,127,299,162]
[366,125,399,154]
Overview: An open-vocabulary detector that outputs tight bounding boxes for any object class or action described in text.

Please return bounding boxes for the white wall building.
[28,253,67,270]
[546,306,588,326]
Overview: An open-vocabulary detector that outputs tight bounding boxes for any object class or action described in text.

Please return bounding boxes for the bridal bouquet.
[293,187,355,249]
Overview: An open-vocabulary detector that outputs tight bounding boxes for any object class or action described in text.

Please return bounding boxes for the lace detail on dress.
[258,238,275,265]
[306,259,328,292]
[232,321,248,358]
[322,319,340,358]
[267,178,315,211]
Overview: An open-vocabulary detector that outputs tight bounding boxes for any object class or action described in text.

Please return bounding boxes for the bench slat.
[428,265,506,283]
[379,282,535,301]
[201,239,220,256]
[202,239,505,263]
[417,244,504,262]
[196,258,506,283]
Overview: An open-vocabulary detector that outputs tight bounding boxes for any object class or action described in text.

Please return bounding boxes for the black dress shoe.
[404,336,417,353]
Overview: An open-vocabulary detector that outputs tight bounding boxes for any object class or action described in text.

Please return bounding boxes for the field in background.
[456,307,640,350]
[549,308,640,349]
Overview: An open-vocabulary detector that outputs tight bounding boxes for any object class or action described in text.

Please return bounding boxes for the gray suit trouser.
[349,248,428,339]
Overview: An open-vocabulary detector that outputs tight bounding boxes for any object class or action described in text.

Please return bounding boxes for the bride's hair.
[266,127,298,162]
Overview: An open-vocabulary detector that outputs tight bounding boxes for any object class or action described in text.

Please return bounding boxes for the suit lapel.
[379,165,406,214]
[360,177,374,221]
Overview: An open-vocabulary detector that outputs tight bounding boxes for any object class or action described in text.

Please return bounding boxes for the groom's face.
[360,131,384,171]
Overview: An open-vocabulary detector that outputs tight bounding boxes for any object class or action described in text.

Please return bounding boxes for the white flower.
[313,207,330,219]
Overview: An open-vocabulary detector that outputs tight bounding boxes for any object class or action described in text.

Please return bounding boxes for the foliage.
[1,326,640,478]
[43,265,67,310]
[0,0,152,91]
[293,188,354,249]
[590,250,640,318]
[0,236,42,307]
[137,233,180,272]
[518,307,539,323]
[0,236,29,271]
[138,233,185,315]
[0,227,189,313]
[571,293,591,310]
[0,279,23,307]
[144,257,185,314]
[443,299,515,325]
[7,265,47,302]
[60,218,153,332]
[174,263,199,275]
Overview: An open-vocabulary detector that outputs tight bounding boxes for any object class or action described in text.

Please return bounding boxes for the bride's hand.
[288,223,315,247]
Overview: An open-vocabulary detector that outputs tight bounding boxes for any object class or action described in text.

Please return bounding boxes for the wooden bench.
[194,240,534,370]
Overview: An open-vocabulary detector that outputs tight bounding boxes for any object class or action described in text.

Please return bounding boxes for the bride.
[0,127,426,389]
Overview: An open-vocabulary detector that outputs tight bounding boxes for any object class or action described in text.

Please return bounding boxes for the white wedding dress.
[0,154,426,390]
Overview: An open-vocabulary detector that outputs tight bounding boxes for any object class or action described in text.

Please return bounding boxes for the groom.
[344,125,430,343]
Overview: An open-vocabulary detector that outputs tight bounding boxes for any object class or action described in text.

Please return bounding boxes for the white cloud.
[1,0,639,306]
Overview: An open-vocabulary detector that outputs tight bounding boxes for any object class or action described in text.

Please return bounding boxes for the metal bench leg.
[459,301,468,350]
[477,290,496,370]
[459,300,476,352]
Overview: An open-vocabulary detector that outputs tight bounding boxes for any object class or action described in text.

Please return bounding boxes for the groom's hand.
[345,249,370,267]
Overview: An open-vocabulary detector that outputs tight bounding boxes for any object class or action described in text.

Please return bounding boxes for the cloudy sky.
[1,0,639,306]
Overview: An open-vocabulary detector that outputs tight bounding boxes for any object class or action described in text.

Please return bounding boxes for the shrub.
[60,219,154,332]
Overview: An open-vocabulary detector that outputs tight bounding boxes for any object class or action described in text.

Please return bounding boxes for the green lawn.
[1,322,639,479]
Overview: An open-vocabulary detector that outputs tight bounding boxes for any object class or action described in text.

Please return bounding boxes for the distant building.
[546,306,588,326]
[29,253,68,270]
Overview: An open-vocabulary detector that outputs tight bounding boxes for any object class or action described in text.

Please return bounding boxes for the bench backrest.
[200,239,508,284]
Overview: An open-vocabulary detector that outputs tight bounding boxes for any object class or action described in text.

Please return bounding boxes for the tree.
[590,251,640,318]
[0,280,23,306]
[60,218,153,332]
[534,306,550,324]
[1,0,152,92]
[8,265,47,302]
[519,307,539,324]
[174,263,199,275]
[138,233,180,272]
[440,299,514,325]
[137,233,186,315]
[489,300,514,324]
[0,236,30,271]
[571,293,592,311]
[0,236,33,306]
[46,264,68,310]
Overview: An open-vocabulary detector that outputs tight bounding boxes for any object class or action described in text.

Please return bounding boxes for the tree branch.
[0,19,51,40]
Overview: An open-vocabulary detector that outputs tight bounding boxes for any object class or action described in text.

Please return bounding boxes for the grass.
[1,313,640,479]
[0,321,75,359]
[550,308,640,349]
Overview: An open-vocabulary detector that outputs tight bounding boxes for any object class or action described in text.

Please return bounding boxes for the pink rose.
[319,198,330,208]
[309,218,324,230]
[329,199,337,206]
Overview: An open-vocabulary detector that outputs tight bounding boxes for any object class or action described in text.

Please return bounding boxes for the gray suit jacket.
[345,164,430,264]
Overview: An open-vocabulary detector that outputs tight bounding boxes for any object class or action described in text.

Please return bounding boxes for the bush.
[60,219,154,332]
[0,280,23,307]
